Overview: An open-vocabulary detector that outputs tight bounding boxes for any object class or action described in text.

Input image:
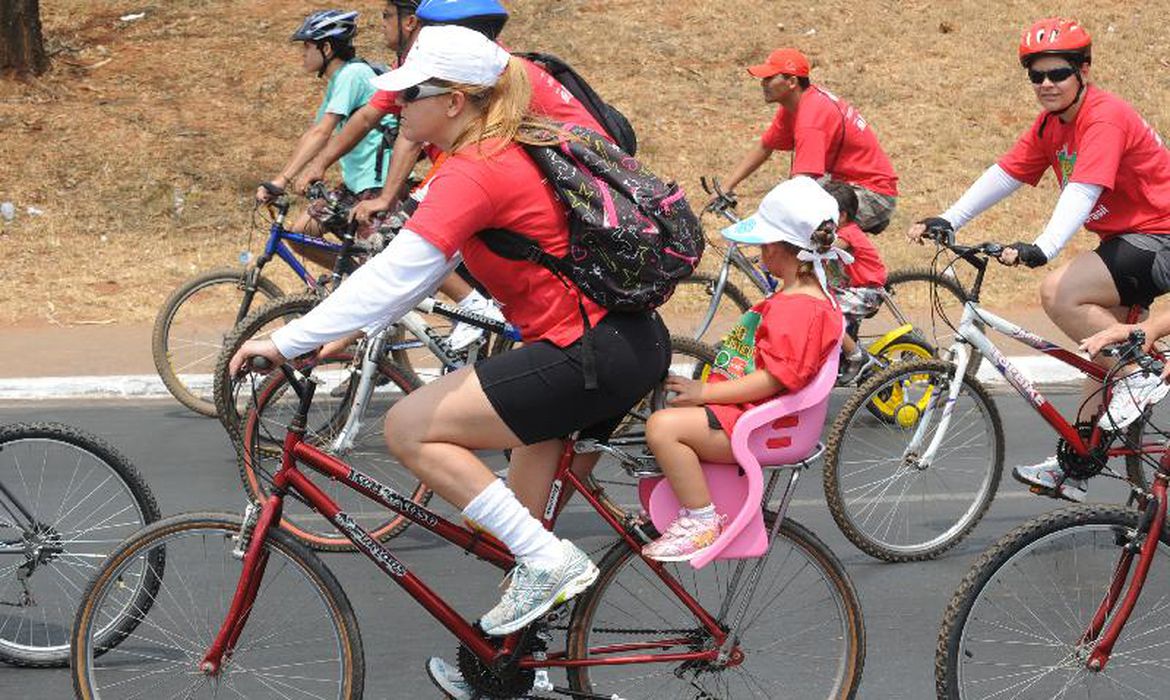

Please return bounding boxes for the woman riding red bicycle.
[229,24,670,696]
[909,17,1170,502]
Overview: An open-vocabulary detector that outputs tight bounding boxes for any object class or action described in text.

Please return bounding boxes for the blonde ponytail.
[442,56,569,155]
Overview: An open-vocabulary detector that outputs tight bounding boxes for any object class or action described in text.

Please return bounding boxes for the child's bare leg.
[842,333,857,355]
[439,274,473,303]
[645,407,734,509]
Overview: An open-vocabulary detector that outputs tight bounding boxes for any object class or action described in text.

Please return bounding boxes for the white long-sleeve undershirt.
[1033,182,1104,261]
[270,229,458,360]
[941,164,1023,231]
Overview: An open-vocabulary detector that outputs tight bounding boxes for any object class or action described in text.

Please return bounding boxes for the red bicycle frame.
[199,404,728,676]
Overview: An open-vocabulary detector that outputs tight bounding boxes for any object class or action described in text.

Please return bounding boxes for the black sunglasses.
[400,83,454,103]
[1027,67,1078,85]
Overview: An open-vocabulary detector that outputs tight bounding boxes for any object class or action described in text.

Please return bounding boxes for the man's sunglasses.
[400,84,454,103]
[1027,67,1078,85]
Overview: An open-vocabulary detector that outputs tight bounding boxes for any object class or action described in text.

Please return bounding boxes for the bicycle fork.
[1080,474,1168,671]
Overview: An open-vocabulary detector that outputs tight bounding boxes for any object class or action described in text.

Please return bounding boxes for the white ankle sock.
[463,480,562,568]
[685,504,717,522]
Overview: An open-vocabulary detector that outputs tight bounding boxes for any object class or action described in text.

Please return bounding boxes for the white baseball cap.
[721,176,839,248]
[371,24,510,92]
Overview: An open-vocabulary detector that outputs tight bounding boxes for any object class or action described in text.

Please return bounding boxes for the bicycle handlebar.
[1101,329,1166,376]
[700,176,740,224]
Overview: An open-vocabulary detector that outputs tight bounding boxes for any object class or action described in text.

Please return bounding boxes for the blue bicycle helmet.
[291,10,360,43]
[416,0,508,39]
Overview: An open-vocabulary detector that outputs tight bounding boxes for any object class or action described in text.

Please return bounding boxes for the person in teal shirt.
[256,10,397,266]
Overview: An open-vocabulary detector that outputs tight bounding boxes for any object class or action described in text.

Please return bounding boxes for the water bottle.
[0,202,14,222]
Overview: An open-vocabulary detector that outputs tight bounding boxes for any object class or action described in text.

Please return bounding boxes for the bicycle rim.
[240,356,430,550]
[72,514,362,700]
[941,506,1170,700]
[0,424,160,666]
[567,513,864,699]
[826,360,1003,561]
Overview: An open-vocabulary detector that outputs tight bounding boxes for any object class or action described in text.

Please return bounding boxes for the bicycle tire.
[824,358,1004,562]
[0,423,162,668]
[152,268,284,417]
[71,512,364,700]
[585,336,718,520]
[669,273,753,342]
[566,512,865,699]
[881,267,981,379]
[212,292,320,443]
[936,504,1170,699]
[239,355,431,551]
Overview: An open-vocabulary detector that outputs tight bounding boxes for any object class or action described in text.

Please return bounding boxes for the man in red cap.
[718,48,899,233]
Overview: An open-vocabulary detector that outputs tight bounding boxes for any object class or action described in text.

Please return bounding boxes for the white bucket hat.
[371,24,510,92]
[722,176,852,304]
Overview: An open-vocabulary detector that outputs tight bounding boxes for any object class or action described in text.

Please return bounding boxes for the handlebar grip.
[260,182,285,197]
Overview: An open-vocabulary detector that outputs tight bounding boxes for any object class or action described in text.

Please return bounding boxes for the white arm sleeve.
[270,229,459,359]
[941,164,1025,230]
[1033,182,1104,262]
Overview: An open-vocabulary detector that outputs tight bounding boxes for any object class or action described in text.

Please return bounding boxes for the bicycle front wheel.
[152,268,284,417]
[566,513,865,699]
[0,423,161,667]
[936,505,1170,700]
[213,292,320,443]
[240,355,430,550]
[71,513,364,700]
[824,359,1004,562]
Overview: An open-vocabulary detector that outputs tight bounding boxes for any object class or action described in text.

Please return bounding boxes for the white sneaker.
[480,539,598,636]
[448,292,505,351]
[1012,456,1087,502]
[1099,371,1170,432]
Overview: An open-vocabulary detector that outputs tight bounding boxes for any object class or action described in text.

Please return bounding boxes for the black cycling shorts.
[1095,234,1170,309]
[476,311,671,444]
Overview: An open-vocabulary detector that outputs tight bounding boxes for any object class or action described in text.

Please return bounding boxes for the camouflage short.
[306,185,383,240]
[819,177,897,234]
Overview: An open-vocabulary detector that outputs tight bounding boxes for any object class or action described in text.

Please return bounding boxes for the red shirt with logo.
[761,86,899,196]
[706,293,843,434]
[998,86,1170,238]
[405,139,607,347]
[835,221,887,286]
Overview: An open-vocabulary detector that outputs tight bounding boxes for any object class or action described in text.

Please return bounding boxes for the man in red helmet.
[718,47,899,235]
[909,18,1170,502]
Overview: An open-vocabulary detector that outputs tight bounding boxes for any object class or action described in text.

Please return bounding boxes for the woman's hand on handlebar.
[906,221,928,245]
[255,178,287,204]
[293,164,326,196]
[352,196,395,225]
[997,246,1020,266]
[229,339,287,378]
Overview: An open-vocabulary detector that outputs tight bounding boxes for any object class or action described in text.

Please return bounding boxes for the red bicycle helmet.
[1019,18,1092,66]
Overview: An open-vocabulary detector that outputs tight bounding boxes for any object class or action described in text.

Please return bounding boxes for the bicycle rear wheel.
[239,355,430,551]
[936,505,1170,700]
[872,268,981,378]
[71,513,364,700]
[824,359,1003,562]
[566,512,865,699]
[152,268,284,417]
[662,273,753,342]
[0,423,161,667]
[213,292,319,443]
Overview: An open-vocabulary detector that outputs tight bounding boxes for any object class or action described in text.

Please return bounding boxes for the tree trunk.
[0,0,49,75]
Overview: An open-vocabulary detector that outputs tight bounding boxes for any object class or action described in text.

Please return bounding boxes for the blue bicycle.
[151,183,364,416]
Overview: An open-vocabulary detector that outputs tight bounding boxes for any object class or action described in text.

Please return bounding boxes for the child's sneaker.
[1099,371,1170,432]
[642,510,726,562]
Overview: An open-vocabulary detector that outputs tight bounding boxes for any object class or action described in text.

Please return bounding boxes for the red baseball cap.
[746,48,810,78]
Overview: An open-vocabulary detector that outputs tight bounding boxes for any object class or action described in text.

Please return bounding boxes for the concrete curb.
[0,357,1083,401]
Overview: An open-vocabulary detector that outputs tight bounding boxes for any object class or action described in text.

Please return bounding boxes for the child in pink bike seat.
[642,176,847,562]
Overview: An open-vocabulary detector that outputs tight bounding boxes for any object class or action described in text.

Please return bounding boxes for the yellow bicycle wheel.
[863,339,935,423]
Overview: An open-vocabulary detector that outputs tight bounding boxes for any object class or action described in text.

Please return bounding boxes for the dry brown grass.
[1,0,1168,325]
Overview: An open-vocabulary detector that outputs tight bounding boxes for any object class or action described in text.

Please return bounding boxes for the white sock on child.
[463,479,562,568]
[458,288,488,309]
[685,504,718,522]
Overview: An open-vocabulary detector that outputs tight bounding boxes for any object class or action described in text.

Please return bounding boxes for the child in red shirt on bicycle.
[642,177,846,561]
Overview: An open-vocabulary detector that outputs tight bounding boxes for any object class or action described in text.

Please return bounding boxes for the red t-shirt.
[405,139,607,347]
[367,58,608,137]
[761,86,899,197]
[835,221,887,287]
[706,293,843,434]
[998,86,1170,238]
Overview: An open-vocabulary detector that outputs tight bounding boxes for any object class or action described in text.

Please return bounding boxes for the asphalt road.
[0,390,1142,699]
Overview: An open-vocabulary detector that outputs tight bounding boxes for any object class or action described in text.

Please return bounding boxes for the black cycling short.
[476,311,671,444]
[1095,234,1170,309]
